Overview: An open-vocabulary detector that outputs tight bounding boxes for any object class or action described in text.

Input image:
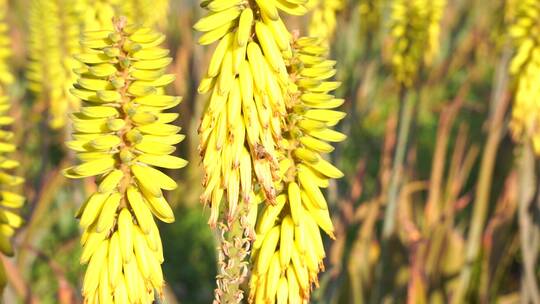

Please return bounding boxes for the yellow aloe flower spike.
[389,0,446,87]
[81,0,118,31]
[0,0,25,294]
[27,0,84,129]
[509,0,540,154]
[307,0,345,43]
[64,18,186,304]
[119,0,170,29]
[358,0,382,37]
[196,0,310,301]
[248,36,345,304]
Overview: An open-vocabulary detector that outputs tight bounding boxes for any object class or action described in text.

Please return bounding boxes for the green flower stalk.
[27,0,84,129]
[249,36,345,304]
[0,0,25,294]
[509,0,540,154]
[64,18,186,303]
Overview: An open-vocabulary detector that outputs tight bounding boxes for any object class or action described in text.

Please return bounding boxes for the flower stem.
[213,202,252,304]
[371,84,418,303]
[451,45,511,304]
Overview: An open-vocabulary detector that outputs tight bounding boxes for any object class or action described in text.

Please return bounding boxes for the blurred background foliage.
[0,0,537,303]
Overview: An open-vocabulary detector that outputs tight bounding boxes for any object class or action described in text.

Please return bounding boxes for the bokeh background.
[0,0,535,303]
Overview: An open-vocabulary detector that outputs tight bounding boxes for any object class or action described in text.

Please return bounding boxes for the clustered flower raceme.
[389,0,445,86]
[82,0,116,31]
[197,0,310,227]
[195,0,313,302]
[358,0,382,37]
[425,0,445,66]
[307,0,344,43]
[248,36,345,304]
[64,18,186,303]
[119,0,170,28]
[27,0,83,129]
[82,0,169,32]
[509,0,540,154]
[0,0,25,292]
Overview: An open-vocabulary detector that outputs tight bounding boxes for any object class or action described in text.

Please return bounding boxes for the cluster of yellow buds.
[196,0,346,302]
[307,0,344,43]
[509,0,540,154]
[196,0,308,228]
[0,0,25,293]
[389,0,445,86]
[82,0,117,31]
[27,0,84,129]
[119,0,170,28]
[248,36,345,304]
[81,0,170,31]
[196,0,345,302]
[64,18,186,303]
[358,0,382,36]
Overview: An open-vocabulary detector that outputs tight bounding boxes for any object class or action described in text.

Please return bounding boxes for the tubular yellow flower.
[389,0,445,86]
[81,0,117,31]
[64,18,186,303]
[119,0,170,28]
[27,0,83,129]
[196,0,309,230]
[358,0,382,36]
[0,0,25,293]
[509,0,540,153]
[249,36,345,304]
[196,0,309,301]
[425,0,445,65]
[307,0,344,43]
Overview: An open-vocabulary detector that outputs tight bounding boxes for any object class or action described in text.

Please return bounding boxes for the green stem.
[517,143,540,303]
[383,86,416,239]
[213,202,251,303]
[371,85,418,303]
[451,46,510,304]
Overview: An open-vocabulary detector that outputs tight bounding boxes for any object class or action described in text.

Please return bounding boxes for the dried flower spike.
[64,18,186,303]
[249,36,346,304]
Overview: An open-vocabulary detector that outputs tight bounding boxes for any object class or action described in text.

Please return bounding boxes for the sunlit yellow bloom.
[196,0,311,301]
[197,0,307,230]
[389,0,446,86]
[358,0,382,36]
[81,0,117,31]
[119,0,170,28]
[0,0,25,293]
[64,19,186,303]
[509,0,540,153]
[27,0,84,129]
[307,0,344,43]
[249,36,345,304]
